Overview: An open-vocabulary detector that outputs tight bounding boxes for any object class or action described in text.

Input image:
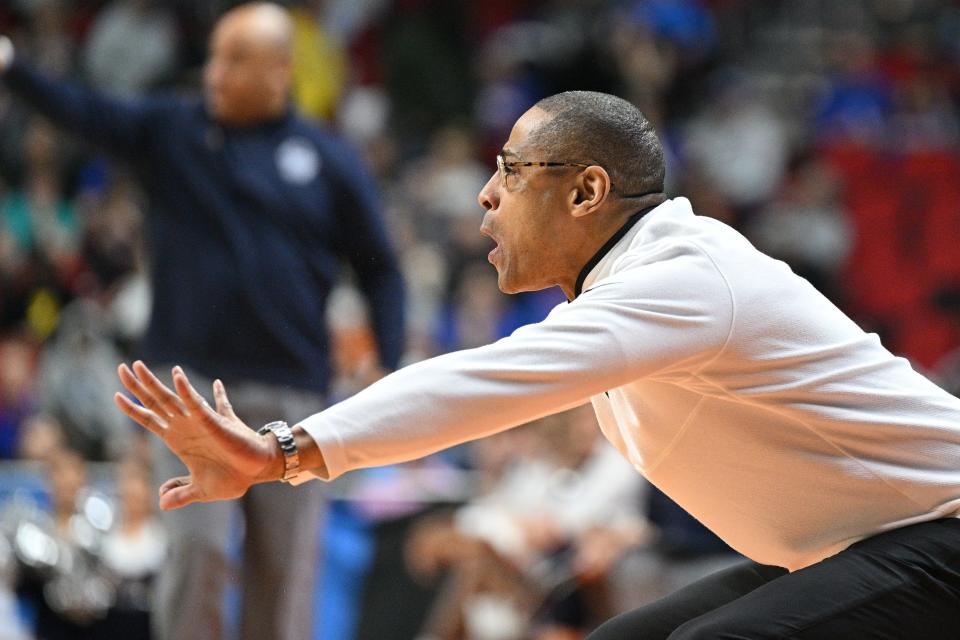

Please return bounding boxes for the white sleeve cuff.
[291,414,348,482]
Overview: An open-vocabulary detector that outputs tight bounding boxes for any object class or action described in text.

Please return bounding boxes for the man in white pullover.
[115,92,960,639]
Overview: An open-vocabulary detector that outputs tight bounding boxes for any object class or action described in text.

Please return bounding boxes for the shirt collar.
[571,204,658,300]
[207,104,296,132]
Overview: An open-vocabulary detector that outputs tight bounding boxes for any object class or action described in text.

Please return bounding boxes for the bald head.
[220,2,293,58]
[203,2,294,125]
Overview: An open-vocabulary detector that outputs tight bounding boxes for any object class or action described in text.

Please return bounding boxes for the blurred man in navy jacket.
[0,3,405,639]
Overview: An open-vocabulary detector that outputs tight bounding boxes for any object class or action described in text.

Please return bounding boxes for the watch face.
[260,421,291,439]
[260,421,300,483]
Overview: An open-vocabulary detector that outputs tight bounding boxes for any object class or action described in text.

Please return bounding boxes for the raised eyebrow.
[500,148,521,160]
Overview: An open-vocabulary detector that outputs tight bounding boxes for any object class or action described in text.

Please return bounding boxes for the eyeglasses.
[494,152,661,199]
[496,152,590,190]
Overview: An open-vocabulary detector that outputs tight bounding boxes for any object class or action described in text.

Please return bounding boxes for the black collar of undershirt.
[571,204,658,300]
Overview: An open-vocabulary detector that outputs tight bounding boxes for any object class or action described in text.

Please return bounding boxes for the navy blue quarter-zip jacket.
[4,60,405,394]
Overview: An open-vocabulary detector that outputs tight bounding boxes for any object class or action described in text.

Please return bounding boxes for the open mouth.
[480,227,499,264]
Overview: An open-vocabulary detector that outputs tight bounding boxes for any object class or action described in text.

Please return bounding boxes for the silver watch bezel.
[258,420,301,483]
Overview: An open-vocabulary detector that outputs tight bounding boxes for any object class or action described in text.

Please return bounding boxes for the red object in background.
[823,142,960,368]
[349,23,385,86]
[896,308,959,371]
[465,0,531,41]
[0,7,16,32]
[65,2,104,43]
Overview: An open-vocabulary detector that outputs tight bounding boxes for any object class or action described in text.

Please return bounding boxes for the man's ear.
[569,165,612,218]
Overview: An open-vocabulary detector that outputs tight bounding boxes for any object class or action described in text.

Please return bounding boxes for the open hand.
[114,361,281,510]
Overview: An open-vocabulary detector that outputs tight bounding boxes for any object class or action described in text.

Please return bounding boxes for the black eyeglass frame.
[495,152,662,199]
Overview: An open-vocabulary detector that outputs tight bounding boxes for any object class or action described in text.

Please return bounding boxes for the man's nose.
[477,171,499,212]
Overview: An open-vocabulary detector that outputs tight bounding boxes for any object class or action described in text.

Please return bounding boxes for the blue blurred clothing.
[433,288,566,354]
[0,192,78,254]
[0,402,33,460]
[646,487,733,559]
[815,73,892,143]
[3,60,405,394]
[628,0,716,54]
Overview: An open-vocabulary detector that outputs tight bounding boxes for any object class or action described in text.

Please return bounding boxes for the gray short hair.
[529,91,665,196]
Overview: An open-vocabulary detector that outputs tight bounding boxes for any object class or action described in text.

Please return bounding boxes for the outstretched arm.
[0,35,166,157]
[117,243,731,497]
[114,361,324,509]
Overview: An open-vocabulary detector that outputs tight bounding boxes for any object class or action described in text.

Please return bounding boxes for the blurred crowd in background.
[1,0,960,638]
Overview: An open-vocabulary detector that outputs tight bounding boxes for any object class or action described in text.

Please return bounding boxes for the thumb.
[158,476,201,510]
[213,379,238,420]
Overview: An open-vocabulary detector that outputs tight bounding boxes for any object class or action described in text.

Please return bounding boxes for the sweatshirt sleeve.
[328,139,406,370]
[298,243,734,481]
[2,59,168,157]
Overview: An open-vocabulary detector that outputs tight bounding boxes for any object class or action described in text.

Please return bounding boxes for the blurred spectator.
[0,116,80,341]
[14,448,115,638]
[336,85,392,159]
[746,156,852,302]
[4,446,162,639]
[387,207,447,361]
[15,411,64,462]
[321,0,391,45]
[75,176,146,304]
[815,31,892,145]
[0,542,29,640]
[0,336,37,460]
[604,19,676,120]
[683,78,789,219]
[887,71,960,152]
[98,458,166,639]
[414,125,490,225]
[624,0,716,64]
[435,261,513,352]
[19,0,73,76]
[77,176,152,354]
[36,300,129,461]
[83,0,178,95]
[408,406,646,639]
[606,486,741,620]
[2,118,75,254]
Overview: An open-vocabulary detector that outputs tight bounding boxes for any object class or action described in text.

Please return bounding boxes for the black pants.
[589,518,960,639]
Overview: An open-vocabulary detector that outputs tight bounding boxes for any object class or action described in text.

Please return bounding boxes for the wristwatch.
[258,421,301,483]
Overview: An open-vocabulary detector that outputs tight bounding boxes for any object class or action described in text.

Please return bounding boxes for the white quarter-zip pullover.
[299,197,960,571]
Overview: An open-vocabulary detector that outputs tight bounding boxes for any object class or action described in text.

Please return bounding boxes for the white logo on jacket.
[276,137,321,184]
